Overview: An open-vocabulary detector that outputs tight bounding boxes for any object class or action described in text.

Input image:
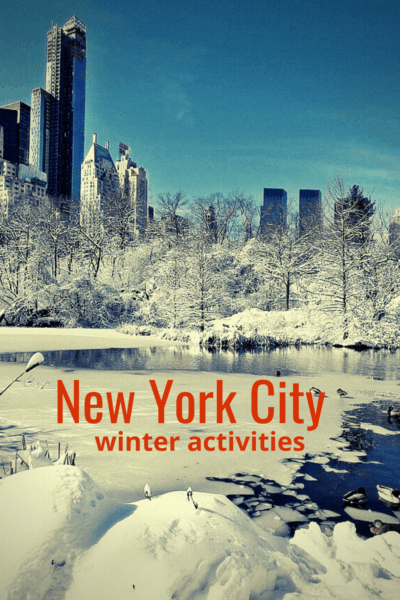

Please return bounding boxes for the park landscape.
[1,1,400,597]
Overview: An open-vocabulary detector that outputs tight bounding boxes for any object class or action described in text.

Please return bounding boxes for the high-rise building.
[30,16,86,208]
[0,156,47,219]
[30,88,52,176]
[80,133,120,233]
[299,189,322,237]
[0,101,31,166]
[115,143,148,237]
[0,102,47,218]
[260,188,287,236]
[203,205,217,240]
[80,135,149,237]
[0,109,18,164]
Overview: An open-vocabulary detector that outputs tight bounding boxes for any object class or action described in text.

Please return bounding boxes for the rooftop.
[63,15,86,33]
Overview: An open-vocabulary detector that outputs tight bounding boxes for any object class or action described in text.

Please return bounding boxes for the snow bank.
[1,466,400,600]
[0,466,127,600]
[196,308,400,350]
[0,326,183,353]
[291,522,400,599]
[120,307,400,349]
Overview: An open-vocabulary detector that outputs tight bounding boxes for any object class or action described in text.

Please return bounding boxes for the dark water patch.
[206,398,400,538]
[1,345,400,379]
[303,395,400,529]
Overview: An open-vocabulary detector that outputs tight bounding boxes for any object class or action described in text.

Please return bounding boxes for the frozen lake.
[1,344,400,537]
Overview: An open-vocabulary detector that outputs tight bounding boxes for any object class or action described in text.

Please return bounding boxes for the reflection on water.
[0,345,399,378]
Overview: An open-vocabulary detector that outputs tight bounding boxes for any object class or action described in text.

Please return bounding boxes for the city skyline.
[1,0,399,211]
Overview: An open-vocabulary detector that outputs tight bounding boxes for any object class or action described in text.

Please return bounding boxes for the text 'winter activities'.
[57,379,325,453]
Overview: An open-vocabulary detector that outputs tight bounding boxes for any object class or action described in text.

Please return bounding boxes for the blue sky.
[1,0,399,212]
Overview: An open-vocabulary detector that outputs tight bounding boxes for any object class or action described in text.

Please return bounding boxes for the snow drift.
[1,466,400,600]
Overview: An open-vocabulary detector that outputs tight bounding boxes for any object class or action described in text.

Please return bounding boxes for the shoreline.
[0,327,184,354]
[119,307,400,351]
[2,304,400,353]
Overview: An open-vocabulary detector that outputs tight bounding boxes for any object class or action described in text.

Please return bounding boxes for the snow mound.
[0,466,127,600]
[66,491,281,600]
[291,521,400,599]
[1,466,400,600]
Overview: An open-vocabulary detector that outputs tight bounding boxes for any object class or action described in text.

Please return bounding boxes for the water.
[199,398,400,538]
[0,344,399,378]
[1,345,400,537]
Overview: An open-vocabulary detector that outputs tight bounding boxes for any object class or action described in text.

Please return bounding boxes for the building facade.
[30,16,86,208]
[299,189,322,237]
[80,134,120,234]
[29,88,53,177]
[0,102,32,166]
[80,136,148,237]
[0,156,47,219]
[0,111,17,164]
[203,205,217,240]
[115,143,148,236]
[260,188,287,236]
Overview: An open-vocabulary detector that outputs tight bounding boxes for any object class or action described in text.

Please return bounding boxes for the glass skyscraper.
[30,88,52,176]
[30,16,86,210]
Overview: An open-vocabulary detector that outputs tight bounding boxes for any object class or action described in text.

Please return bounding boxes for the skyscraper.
[29,88,52,176]
[80,136,149,238]
[389,208,400,259]
[115,143,148,237]
[260,188,287,236]
[30,16,86,209]
[0,101,31,166]
[0,109,18,164]
[299,189,322,237]
[80,134,120,234]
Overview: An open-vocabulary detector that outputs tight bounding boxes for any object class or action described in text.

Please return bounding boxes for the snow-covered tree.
[245,207,313,311]
[178,238,229,330]
[310,178,377,333]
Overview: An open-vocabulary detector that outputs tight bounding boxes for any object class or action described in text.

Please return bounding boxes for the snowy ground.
[1,328,400,599]
[0,326,183,353]
[1,466,400,600]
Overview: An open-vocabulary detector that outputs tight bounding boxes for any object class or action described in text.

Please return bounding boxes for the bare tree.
[249,207,313,311]
[192,192,255,244]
